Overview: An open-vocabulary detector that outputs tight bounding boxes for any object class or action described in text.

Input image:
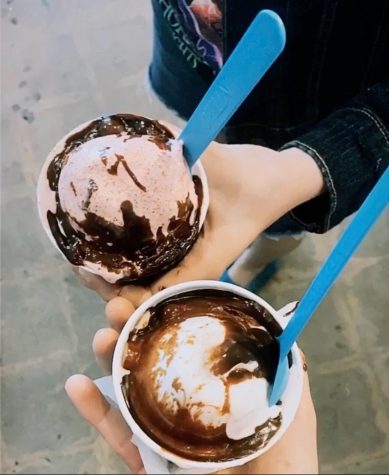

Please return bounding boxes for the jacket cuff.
[281,106,389,233]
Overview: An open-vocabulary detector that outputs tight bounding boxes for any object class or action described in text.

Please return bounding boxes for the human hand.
[65,352,317,474]
[74,122,324,309]
[68,125,321,472]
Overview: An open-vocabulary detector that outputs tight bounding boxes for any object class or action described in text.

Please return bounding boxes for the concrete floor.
[1,1,388,473]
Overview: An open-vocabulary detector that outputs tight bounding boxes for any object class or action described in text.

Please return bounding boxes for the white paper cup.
[36,114,209,284]
[111,281,303,473]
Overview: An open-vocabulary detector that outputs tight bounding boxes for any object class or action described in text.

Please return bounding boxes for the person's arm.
[74,135,325,304]
[281,81,389,233]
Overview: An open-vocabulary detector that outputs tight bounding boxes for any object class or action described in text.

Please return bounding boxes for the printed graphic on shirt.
[157,0,222,70]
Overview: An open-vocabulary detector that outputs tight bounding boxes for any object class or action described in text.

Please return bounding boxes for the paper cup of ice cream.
[37,114,209,284]
[110,280,304,473]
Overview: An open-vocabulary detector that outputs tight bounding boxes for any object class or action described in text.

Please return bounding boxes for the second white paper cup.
[111,281,304,473]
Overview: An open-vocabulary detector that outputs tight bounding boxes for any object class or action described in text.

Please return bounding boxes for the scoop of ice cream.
[37,114,206,283]
[149,315,279,440]
[58,135,195,235]
[122,289,283,462]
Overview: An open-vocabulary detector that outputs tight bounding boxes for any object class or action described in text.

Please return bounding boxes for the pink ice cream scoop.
[37,114,208,284]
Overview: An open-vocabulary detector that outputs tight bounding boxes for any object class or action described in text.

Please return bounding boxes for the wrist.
[277,146,326,206]
[238,145,326,219]
[203,141,326,231]
[236,145,326,231]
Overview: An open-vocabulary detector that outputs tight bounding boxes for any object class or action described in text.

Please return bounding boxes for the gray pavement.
[1,1,388,473]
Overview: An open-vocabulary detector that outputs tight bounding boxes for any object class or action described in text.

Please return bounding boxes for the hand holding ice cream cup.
[91,280,304,474]
[40,10,317,473]
[37,113,209,284]
[37,123,305,472]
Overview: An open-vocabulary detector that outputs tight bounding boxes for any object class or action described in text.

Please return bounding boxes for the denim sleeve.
[280,82,389,233]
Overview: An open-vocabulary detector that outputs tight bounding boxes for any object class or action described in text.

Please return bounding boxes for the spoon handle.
[279,166,389,361]
[179,10,286,168]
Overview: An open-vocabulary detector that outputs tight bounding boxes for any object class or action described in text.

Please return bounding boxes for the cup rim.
[36,113,210,283]
[112,280,304,470]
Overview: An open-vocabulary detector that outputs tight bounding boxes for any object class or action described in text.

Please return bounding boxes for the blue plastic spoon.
[179,10,286,168]
[269,166,389,406]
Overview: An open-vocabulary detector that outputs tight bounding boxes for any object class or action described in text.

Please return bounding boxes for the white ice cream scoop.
[145,315,280,441]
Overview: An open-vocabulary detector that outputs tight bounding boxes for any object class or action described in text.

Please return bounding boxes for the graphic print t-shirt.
[158,0,223,70]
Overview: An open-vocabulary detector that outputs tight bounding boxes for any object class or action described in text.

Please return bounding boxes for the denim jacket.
[149,0,389,233]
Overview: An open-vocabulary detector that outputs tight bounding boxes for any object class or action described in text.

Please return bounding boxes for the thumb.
[65,375,144,473]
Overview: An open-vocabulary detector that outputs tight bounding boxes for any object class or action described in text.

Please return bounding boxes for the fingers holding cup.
[72,267,120,302]
[65,374,144,473]
[105,297,135,331]
[93,328,120,373]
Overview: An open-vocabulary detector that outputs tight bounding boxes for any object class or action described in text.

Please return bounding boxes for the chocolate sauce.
[70,182,77,196]
[82,179,98,210]
[106,154,147,192]
[45,114,203,283]
[122,289,284,462]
